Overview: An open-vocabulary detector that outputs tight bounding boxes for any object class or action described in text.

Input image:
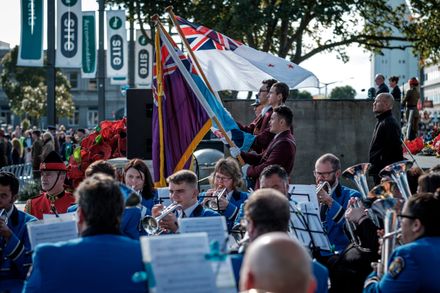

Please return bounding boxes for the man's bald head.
[240,232,314,293]
[373,93,394,114]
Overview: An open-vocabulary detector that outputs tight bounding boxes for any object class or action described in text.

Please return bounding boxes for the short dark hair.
[167,170,198,189]
[272,82,290,103]
[262,79,278,92]
[316,153,341,171]
[406,192,440,237]
[85,160,116,178]
[75,174,124,231]
[389,76,399,83]
[124,159,155,200]
[0,172,19,196]
[406,167,424,194]
[260,165,289,183]
[245,188,290,235]
[417,173,440,193]
[273,105,293,126]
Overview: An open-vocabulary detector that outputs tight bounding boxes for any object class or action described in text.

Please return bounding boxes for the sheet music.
[212,257,237,293]
[140,233,218,293]
[157,187,171,206]
[289,184,319,212]
[179,217,228,250]
[43,212,76,221]
[27,219,78,250]
[288,201,332,252]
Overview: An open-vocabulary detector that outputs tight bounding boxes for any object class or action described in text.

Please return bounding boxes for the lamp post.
[319,77,354,98]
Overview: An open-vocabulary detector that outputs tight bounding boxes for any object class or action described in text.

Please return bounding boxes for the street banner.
[135,30,153,88]
[106,10,128,78]
[81,11,96,78]
[56,0,82,68]
[18,0,44,67]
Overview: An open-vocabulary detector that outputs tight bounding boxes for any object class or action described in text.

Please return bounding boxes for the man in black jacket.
[369,93,404,185]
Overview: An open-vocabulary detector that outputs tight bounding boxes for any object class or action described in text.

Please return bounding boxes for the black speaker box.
[126,89,153,160]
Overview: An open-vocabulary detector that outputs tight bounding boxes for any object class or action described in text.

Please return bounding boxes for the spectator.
[11,138,24,165]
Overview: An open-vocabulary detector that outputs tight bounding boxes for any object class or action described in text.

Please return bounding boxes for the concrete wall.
[223,99,401,185]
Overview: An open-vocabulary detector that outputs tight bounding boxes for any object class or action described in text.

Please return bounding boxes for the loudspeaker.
[126,89,153,160]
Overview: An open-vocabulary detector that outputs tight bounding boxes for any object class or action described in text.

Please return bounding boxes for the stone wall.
[223,99,401,185]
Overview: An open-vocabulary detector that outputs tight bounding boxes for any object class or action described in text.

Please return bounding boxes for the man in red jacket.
[231,105,296,189]
[25,151,75,219]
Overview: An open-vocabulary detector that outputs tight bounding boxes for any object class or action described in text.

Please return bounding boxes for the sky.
[0,0,371,99]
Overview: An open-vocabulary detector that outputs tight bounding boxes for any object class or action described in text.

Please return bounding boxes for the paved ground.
[404,154,440,170]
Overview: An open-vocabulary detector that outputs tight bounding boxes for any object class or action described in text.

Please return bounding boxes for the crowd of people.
[0,79,439,293]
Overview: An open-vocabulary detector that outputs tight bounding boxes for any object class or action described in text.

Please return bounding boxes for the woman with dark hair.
[417,172,440,193]
[364,192,440,292]
[123,159,157,230]
[200,158,248,231]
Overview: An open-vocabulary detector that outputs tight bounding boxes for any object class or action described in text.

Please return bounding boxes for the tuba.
[141,202,183,235]
[342,163,371,199]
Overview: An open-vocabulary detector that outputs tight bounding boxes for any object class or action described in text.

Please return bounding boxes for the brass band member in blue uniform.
[22,174,146,292]
[0,172,36,293]
[315,153,361,255]
[364,192,440,292]
[152,170,220,233]
[200,158,248,231]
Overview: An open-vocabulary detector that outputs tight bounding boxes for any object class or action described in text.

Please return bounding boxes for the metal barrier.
[0,163,34,189]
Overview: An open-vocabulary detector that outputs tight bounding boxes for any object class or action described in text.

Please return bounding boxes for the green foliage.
[329,85,357,100]
[0,46,75,121]
[402,0,440,65]
[290,89,313,100]
[106,0,418,64]
[18,180,41,202]
[21,119,31,132]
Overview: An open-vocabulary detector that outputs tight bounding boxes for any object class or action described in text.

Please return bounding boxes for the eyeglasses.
[214,174,232,181]
[258,89,268,94]
[398,213,417,220]
[313,170,336,178]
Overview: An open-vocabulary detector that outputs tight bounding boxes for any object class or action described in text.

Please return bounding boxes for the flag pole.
[154,14,245,165]
[164,7,245,165]
[153,23,167,187]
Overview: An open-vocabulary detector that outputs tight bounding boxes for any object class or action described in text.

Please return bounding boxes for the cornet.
[141,202,183,235]
[204,187,228,211]
[316,181,331,195]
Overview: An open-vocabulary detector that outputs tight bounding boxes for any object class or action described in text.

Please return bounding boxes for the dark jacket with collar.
[368,110,403,176]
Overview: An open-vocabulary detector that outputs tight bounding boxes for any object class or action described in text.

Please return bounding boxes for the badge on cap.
[388,256,405,279]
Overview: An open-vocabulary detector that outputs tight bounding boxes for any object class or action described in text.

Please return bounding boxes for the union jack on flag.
[176,15,242,52]
[174,15,318,91]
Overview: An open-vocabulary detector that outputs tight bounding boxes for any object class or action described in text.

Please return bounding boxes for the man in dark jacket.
[374,74,389,96]
[369,93,403,184]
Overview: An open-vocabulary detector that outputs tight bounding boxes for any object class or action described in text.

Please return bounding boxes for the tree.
[106,0,417,65]
[403,0,440,64]
[329,85,356,100]
[0,46,75,123]
[290,89,313,100]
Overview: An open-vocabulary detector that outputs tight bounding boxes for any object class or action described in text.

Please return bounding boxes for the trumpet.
[316,181,331,195]
[141,202,182,235]
[204,187,228,211]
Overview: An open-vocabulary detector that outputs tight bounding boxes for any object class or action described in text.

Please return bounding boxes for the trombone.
[141,202,182,235]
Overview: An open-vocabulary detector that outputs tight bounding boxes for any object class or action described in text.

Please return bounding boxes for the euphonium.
[342,163,374,244]
[342,163,371,199]
[379,160,413,201]
[141,202,183,235]
[205,187,228,211]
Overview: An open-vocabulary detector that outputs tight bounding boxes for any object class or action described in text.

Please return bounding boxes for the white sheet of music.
[178,217,228,249]
[289,184,319,212]
[27,219,78,250]
[140,233,219,293]
[157,187,171,206]
[43,212,76,221]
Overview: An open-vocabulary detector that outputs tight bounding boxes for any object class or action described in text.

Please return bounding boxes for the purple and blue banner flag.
[152,25,255,186]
